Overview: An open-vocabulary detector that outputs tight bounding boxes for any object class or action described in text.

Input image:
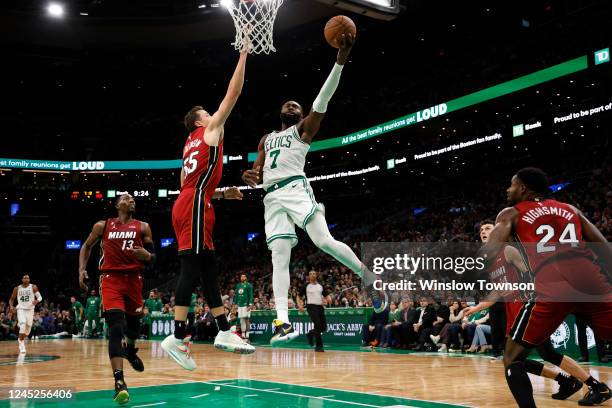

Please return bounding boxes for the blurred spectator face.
[197,297,204,304]
[143,307,149,316]
[451,301,460,310]
[204,305,210,313]
[149,291,156,299]
[240,274,247,283]
[461,301,468,309]
[390,302,397,311]
[70,296,76,304]
[419,297,429,307]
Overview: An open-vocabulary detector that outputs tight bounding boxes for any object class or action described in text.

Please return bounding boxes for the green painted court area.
[0,379,467,408]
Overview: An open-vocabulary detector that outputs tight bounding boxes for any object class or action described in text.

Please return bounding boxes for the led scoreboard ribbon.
[1,51,605,170]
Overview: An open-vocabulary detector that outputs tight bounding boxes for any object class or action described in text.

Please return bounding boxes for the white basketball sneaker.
[161,335,196,371]
[18,340,26,354]
[214,330,255,354]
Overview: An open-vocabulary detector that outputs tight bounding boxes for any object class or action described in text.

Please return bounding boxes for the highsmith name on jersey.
[262,125,309,191]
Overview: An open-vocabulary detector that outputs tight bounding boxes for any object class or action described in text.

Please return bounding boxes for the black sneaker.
[123,345,144,372]
[365,285,388,313]
[113,380,130,405]
[314,347,324,352]
[306,331,314,347]
[270,319,299,345]
[552,375,583,400]
[578,383,611,406]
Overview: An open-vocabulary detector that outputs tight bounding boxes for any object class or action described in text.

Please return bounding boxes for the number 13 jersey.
[100,218,144,272]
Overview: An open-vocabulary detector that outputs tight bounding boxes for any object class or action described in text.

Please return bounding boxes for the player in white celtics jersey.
[8,275,42,353]
[242,33,386,344]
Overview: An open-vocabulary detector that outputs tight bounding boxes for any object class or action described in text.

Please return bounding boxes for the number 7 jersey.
[262,125,309,191]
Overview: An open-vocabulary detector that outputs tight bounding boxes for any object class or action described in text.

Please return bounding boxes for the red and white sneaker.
[161,335,196,371]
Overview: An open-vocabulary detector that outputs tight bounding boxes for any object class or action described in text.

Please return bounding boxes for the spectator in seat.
[381,301,400,348]
[196,305,219,341]
[392,298,418,348]
[362,304,389,347]
[413,297,437,351]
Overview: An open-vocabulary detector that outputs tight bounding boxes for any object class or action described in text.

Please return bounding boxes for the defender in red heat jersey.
[467,221,587,402]
[79,194,155,405]
[162,47,254,372]
[482,168,612,407]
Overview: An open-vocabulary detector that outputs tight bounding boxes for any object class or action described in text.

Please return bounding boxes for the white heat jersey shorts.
[263,177,324,249]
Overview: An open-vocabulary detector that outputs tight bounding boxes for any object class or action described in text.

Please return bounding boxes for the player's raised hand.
[240,24,253,54]
[242,166,260,187]
[79,269,89,290]
[337,33,355,65]
[223,187,243,200]
[127,246,151,261]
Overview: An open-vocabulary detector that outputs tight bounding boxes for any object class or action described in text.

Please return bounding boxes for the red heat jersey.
[514,199,592,274]
[100,218,144,272]
[487,245,523,302]
[181,126,224,199]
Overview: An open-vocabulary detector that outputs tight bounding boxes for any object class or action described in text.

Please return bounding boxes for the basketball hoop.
[223,0,284,55]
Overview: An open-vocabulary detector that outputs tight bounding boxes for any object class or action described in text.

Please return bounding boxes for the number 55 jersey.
[172,126,224,254]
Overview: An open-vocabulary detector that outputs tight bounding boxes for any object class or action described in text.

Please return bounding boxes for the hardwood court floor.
[0,339,610,407]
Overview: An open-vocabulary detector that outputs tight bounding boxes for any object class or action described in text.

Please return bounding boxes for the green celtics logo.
[0,354,60,366]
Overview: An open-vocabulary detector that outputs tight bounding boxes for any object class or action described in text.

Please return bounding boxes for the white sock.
[305,212,376,286]
[271,238,292,323]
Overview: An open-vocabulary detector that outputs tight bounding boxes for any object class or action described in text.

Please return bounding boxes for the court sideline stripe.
[190,393,210,399]
[132,403,166,408]
[220,379,472,408]
[200,381,398,408]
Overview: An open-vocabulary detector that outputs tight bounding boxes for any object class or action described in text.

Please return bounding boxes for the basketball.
[324,15,356,49]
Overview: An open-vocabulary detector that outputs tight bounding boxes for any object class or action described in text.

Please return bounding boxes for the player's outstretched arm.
[241,134,267,187]
[299,33,355,144]
[205,51,248,146]
[79,221,105,289]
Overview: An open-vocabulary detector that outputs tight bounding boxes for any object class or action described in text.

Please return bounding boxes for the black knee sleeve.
[106,310,125,359]
[537,340,564,366]
[505,361,536,408]
[175,255,201,306]
[200,251,223,309]
[524,359,545,376]
[125,314,141,341]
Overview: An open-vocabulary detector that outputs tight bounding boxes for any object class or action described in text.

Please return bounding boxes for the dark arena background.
[0,0,610,407]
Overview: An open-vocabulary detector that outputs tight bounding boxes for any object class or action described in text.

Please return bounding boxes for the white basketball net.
[225,0,284,55]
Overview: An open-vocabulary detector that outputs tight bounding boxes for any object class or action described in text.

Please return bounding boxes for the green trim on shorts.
[264,175,306,194]
[302,184,319,229]
[266,233,298,244]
